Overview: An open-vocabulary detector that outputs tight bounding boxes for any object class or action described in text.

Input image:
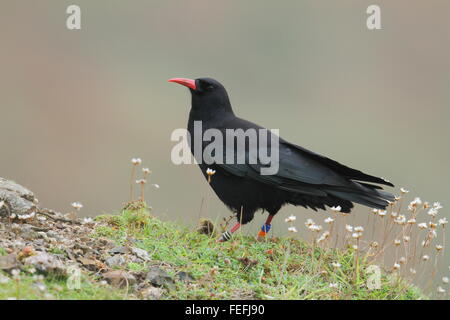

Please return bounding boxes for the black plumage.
[169,77,394,239]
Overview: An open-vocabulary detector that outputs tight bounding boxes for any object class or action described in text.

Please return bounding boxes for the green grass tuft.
[0,207,425,300]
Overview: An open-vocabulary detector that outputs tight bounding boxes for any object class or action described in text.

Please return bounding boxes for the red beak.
[168,78,197,90]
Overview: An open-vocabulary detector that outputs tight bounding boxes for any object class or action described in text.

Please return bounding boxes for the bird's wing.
[280,140,394,187]
[203,126,351,195]
[206,117,392,196]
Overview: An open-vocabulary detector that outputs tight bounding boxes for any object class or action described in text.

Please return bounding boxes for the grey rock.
[0,178,37,217]
[146,266,175,289]
[108,246,130,254]
[105,255,126,268]
[23,252,66,276]
[19,224,39,240]
[131,247,150,261]
[0,253,19,271]
[46,230,60,239]
[140,286,163,300]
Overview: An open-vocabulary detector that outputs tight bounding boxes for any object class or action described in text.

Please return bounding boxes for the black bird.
[169,77,394,242]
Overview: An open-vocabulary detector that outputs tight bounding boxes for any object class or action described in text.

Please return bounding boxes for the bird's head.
[168,77,234,117]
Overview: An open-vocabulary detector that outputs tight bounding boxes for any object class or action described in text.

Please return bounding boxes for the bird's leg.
[217,222,241,242]
[257,214,274,241]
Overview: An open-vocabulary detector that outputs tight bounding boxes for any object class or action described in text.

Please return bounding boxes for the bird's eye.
[206,85,214,91]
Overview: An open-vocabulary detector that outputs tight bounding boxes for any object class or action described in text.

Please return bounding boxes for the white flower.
[378,210,387,217]
[400,188,409,194]
[11,269,20,279]
[316,231,330,243]
[345,225,353,232]
[409,268,416,274]
[71,202,83,210]
[354,226,364,233]
[407,218,416,224]
[437,286,446,294]
[439,218,448,226]
[418,223,428,230]
[305,219,315,227]
[394,239,401,246]
[427,208,438,217]
[82,217,94,224]
[403,236,410,243]
[436,245,443,251]
[329,283,339,289]
[442,277,449,284]
[131,158,142,165]
[422,255,430,261]
[331,262,341,269]
[399,257,407,264]
[142,168,151,174]
[152,184,160,189]
[394,215,406,225]
[433,202,443,210]
[288,226,298,233]
[206,168,216,176]
[136,179,147,184]
[352,244,358,250]
[324,217,334,224]
[393,263,400,271]
[330,206,341,213]
[308,225,322,232]
[285,215,297,223]
[352,232,362,239]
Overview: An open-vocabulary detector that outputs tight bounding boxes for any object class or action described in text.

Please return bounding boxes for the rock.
[103,270,136,288]
[0,253,19,271]
[108,246,130,254]
[46,230,61,240]
[20,226,39,240]
[78,257,105,271]
[131,247,150,261]
[23,252,66,276]
[146,266,175,289]
[105,255,126,268]
[176,271,195,283]
[0,178,37,217]
[140,286,163,300]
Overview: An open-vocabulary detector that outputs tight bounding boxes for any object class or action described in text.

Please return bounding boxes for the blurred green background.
[1,1,449,273]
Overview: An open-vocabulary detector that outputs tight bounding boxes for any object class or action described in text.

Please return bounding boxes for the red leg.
[217,222,241,242]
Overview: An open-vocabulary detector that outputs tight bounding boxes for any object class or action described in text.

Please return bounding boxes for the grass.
[1,205,424,300]
[0,273,127,300]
